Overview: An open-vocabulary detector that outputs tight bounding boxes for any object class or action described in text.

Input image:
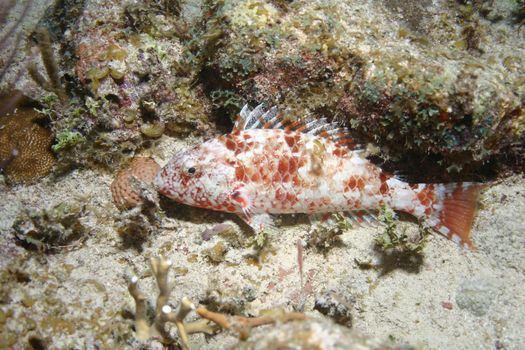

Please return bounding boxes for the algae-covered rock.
[202,277,257,315]
[4,0,522,177]
[11,202,87,252]
[314,292,354,327]
[188,0,524,178]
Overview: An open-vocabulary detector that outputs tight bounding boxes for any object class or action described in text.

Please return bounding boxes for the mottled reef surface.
[1,0,524,349]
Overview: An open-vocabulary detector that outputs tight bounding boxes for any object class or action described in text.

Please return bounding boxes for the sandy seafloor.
[1,0,525,348]
[0,134,524,350]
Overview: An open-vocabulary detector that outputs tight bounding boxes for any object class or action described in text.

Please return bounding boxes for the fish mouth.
[153,169,167,195]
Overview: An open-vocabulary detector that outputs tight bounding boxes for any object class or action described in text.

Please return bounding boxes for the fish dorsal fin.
[233,104,360,149]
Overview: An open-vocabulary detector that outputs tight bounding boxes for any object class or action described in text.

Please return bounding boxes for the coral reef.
[5,0,522,181]
[50,0,214,170]
[2,0,523,181]
[1,0,214,176]
[0,101,55,183]
[0,1,524,349]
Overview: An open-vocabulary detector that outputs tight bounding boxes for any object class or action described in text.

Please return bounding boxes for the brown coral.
[0,106,56,183]
[111,156,160,209]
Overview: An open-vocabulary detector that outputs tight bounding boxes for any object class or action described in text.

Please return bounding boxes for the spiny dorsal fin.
[233,104,360,149]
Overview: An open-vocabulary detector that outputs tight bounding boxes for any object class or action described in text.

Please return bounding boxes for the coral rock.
[12,202,87,252]
[233,318,401,350]
[111,157,160,209]
[0,108,55,183]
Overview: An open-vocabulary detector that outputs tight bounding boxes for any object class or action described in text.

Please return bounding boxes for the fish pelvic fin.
[428,183,484,249]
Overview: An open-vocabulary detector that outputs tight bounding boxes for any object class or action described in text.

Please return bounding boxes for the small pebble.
[314,292,354,327]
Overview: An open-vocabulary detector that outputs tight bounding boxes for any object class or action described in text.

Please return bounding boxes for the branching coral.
[195,307,306,341]
[128,257,216,347]
[128,256,306,348]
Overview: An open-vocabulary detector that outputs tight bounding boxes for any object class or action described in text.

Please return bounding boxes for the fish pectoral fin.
[230,185,256,221]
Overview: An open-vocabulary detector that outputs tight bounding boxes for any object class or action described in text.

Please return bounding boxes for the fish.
[155,104,483,248]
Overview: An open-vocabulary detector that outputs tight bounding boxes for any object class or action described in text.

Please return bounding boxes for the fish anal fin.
[308,213,335,225]
[345,210,380,227]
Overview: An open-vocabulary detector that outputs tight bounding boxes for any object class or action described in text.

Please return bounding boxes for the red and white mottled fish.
[155,104,483,248]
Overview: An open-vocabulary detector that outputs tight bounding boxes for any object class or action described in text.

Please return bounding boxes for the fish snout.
[153,168,168,195]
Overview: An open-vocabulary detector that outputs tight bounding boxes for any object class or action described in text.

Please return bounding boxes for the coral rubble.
[11,201,87,252]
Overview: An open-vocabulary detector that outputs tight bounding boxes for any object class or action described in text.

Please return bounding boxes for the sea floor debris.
[128,255,306,348]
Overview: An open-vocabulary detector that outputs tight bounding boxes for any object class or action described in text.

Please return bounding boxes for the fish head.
[154,139,237,210]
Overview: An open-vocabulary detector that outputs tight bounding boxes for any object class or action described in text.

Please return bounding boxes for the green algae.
[52,131,85,152]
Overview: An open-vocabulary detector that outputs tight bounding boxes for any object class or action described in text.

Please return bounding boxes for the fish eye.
[188,167,196,174]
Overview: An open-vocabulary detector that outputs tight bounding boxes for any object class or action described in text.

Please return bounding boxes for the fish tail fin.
[428,183,483,249]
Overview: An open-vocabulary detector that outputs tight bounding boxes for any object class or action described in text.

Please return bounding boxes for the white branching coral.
[128,256,307,348]
[128,256,216,348]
